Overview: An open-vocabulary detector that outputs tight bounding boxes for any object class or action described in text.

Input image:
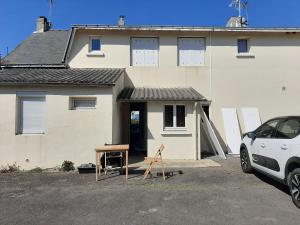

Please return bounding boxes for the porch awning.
[117,87,206,102]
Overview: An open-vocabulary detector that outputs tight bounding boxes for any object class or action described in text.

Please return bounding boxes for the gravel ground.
[0,157,299,225]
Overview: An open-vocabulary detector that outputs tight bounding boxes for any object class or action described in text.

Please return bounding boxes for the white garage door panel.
[222,108,241,155]
[241,108,262,132]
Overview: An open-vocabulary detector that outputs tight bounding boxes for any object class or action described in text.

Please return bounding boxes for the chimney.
[36,16,51,32]
[118,15,125,27]
[226,16,247,28]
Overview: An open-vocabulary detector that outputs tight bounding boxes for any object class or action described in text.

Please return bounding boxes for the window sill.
[161,129,191,136]
[236,53,255,58]
[70,107,96,110]
[16,133,45,136]
[86,52,105,57]
[178,64,205,67]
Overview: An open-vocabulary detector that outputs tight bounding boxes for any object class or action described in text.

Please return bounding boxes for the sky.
[1,0,300,57]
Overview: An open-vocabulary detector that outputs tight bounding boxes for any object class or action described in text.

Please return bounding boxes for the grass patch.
[29,167,43,173]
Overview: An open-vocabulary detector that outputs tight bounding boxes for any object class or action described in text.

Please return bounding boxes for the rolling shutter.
[178,38,205,66]
[131,38,159,66]
[19,97,45,134]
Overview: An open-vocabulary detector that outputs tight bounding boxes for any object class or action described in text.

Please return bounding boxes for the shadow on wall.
[210,121,228,155]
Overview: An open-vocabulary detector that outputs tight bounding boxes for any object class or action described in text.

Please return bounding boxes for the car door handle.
[281,145,288,150]
[260,144,266,148]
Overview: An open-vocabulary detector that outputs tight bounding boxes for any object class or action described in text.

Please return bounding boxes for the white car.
[240,116,300,208]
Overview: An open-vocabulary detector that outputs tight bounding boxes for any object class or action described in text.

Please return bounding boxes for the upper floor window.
[131,37,159,67]
[89,37,101,52]
[178,38,205,66]
[237,39,249,53]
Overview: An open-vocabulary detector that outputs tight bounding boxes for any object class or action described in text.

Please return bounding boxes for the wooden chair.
[143,144,165,180]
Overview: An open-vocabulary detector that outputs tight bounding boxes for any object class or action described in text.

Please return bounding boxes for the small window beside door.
[164,105,186,129]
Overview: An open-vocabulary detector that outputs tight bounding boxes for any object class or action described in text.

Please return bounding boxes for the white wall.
[67,29,300,147]
[0,86,114,169]
[147,101,197,160]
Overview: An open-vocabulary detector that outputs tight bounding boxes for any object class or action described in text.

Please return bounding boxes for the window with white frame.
[131,37,159,66]
[164,105,186,129]
[89,37,101,52]
[237,39,249,53]
[70,97,96,109]
[178,38,205,66]
[18,95,46,134]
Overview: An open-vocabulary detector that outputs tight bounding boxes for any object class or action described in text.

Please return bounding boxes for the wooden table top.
[95,144,129,152]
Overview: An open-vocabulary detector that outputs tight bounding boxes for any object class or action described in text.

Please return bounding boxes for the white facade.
[1,25,300,169]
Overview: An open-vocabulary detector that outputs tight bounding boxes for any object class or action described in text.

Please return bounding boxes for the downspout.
[209,31,212,101]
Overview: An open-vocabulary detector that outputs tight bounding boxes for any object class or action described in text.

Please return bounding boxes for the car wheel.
[240,148,252,173]
[288,168,300,209]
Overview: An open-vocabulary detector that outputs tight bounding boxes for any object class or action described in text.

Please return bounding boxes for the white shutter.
[20,97,45,134]
[131,38,158,66]
[178,38,205,66]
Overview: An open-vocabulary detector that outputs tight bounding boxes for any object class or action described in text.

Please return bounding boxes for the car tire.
[240,147,252,173]
[288,168,300,209]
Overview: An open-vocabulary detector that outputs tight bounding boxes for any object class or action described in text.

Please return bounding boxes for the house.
[1,16,300,169]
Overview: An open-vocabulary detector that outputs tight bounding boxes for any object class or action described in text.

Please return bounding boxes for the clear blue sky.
[1,0,300,57]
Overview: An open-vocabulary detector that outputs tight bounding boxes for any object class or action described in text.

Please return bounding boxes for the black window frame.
[163,104,186,129]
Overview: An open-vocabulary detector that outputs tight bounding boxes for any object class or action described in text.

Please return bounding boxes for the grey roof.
[118,87,205,102]
[73,24,300,33]
[0,68,124,86]
[3,30,70,66]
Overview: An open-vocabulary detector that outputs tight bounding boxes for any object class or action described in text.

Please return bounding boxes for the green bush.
[30,167,43,173]
[0,163,20,173]
[61,160,75,172]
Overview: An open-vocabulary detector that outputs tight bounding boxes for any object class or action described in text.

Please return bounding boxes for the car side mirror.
[247,132,256,140]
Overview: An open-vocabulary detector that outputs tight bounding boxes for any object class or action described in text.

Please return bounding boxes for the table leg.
[95,152,98,181]
[125,150,128,180]
[104,152,107,175]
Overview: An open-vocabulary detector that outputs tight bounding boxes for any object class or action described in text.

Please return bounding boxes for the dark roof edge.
[0,82,115,87]
[72,25,300,33]
[62,28,75,63]
[1,64,67,68]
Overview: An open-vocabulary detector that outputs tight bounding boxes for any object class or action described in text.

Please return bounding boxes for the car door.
[264,118,300,179]
[250,119,281,172]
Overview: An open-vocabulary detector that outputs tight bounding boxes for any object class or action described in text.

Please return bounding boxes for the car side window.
[255,119,280,139]
[275,119,300,139]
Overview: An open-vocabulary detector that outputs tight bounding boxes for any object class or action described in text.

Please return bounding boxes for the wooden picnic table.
[95,144,129,181]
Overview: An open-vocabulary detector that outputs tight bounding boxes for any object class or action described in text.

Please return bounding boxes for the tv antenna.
[48,0,55,22]
[229,0,249,26]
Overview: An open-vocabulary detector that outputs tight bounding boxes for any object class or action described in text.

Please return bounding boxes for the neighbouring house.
[1,16,300,169]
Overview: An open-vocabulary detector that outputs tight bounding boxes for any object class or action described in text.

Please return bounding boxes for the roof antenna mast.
[48,0,54,22]
[229,0,249,26]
